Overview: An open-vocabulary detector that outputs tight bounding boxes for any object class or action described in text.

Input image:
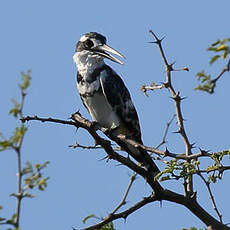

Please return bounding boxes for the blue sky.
[1,1,230,229]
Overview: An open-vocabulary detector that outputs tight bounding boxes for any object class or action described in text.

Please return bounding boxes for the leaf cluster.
[195,38,230,93]
[207,38,230,64]
[23,161,50,191]
[155,149,230,184]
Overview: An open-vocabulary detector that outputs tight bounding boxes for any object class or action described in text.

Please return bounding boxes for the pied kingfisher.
[73,32,159,174]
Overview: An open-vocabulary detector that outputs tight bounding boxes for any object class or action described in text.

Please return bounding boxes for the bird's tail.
[126,142,160,175]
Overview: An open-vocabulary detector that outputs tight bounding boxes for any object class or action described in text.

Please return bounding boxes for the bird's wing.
[99,65,142,142]
[99,66,160,175]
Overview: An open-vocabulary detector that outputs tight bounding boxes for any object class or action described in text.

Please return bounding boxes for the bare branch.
[69,141,102,150]
[76,194,157,230]
[209,58,230,93]
[140,83,165,95]
[197,167,223,223]
[110,172,137,214]
[14,89,27,228]
[155,114,176,149]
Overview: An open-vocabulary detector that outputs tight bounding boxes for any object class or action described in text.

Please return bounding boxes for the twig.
[76,194,157,230]
[14,90,27,228]
[69,142,102,149]
[140,83,165,96]
[110,172,137,214]
[209,58,230,94]
[155,114,176,149]
[69,141,122,152]
[197,166,223,223]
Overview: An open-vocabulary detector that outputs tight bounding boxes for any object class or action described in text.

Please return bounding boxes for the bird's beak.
[92,44,124,65]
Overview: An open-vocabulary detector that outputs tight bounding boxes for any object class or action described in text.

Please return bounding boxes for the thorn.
[180,96,187,101]
[199,148,209,155]
[190,143,196,149]
[190,191,197,200]
[173,92,181,101]
[149,30,165,44]
[169,61,176,71]
[164,147,170,156]
[163,82,170,88]
[172,130,180,134]
[99,155,109,162]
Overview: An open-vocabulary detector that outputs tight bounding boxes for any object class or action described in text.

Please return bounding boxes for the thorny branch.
[21,115,213,161]
[149,30,193,193]
[110,172,137,214]
[155,114,176,149]
[21,114,230,230]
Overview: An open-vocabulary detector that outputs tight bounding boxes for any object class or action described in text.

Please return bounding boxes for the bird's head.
[73,32,124,66]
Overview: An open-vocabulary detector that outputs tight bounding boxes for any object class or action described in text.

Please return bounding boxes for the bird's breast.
[83,92,120,129]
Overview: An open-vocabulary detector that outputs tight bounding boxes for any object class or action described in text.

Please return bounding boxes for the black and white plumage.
[73,32,159,174]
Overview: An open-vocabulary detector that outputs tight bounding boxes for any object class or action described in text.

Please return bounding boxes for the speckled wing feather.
[100,65,142,142]
[100,65,160,174]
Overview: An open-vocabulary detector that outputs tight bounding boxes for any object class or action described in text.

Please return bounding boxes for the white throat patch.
[73,51,104,78]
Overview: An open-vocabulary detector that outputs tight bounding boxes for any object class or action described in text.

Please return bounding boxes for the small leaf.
[9,99,21,118]
[211,40,220,47]
[82,214,96,224]
[100,221,115,230]
[6,213,17,224]
[19,70,31,90]
[209,55,220,64]
[222,51,228,59]
[215,44,228,52]
[0,140,13,151]
[11,125,27,143]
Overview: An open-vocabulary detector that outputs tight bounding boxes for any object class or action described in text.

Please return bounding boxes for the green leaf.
[209,55,220,64]
[19,70,31,90]
[11,125,27,144]
[9,99,21,118]
[100,221,115,230]
[82,214,96,224]
[37,177,50,191]
[34,161,50,170]
[215,44,228,52]
[211,40,220,47]
[6,213,17,225]
[0,140,13,151]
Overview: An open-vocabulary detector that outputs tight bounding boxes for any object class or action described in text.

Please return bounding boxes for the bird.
[73,32,159,175]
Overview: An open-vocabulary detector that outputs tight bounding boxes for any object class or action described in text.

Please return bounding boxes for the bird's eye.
[85,39,94,48]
